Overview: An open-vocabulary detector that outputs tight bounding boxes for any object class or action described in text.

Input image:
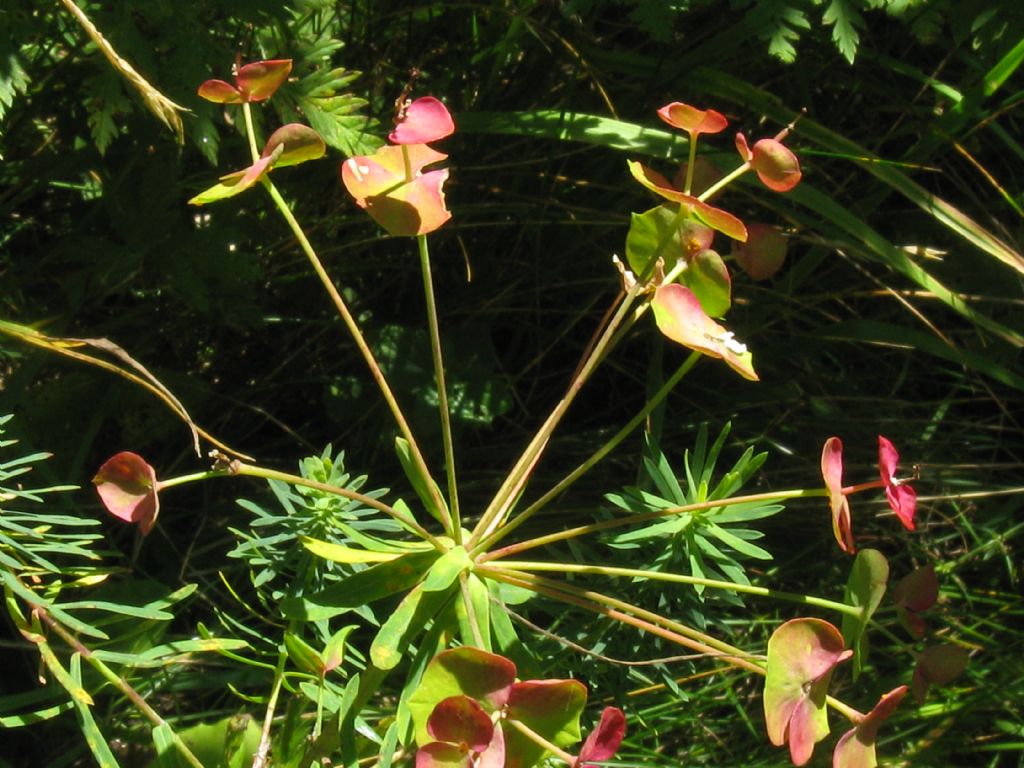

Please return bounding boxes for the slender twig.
[494,560,861,617]
[469,276,648,548]
[480,566,863,723]
[472,352,701,555]
[417,233,461,539]
[259,177,449,525]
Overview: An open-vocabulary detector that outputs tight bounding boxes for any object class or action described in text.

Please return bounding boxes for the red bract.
[892,564,938,637]
[878,436,916,530]
[732,223,788,281]
[93,452,161,535]
[832,686,907,768]
[821,437,855,554]
[390,97,455,145]
[657,102,728,138]
[198,59,292,104]
[735,133,802,192]
[575,707,627,768]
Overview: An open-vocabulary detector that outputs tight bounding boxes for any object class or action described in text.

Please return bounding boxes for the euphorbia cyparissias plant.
[93,451,162,535]
[341,96,455,236]
[197,58,292,104]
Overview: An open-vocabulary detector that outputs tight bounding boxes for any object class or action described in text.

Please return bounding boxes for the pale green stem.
[481,565,762,671]
[468,276,648,549]
[494,560,861,617]
[471,352,701,556]
[259,177,449,529]
[34,608,206,768]
[156,470,224,490]
[697,161,751,202]
[242,102,260,163]
[228,460,443,549]
[480,565,863,723]
[504,717,575,765]
[683,133,699,195]
[252,645,288,768]
[458,572,485,647]
[417,233,461,540]
[480,487,826,563]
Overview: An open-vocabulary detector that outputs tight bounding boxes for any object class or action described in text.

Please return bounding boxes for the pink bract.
[832,686,908,768]
[732,223,788,281]
[657,102,728,137]
[341,145,452,236]
[576,707,627,768]
[198,59,292,104]
[764,618,853,766]
[736,133,802,192]
[390,97,455,145]
[821,437,855,554]
[651,284,758,381]
[93,451,161,535]
[878,435,917,530]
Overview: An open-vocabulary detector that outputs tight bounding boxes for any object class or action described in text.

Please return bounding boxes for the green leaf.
[69,654,119,767]
[300,537,405,563]
[822,0,864,63]
[395,437,449,526]
[285,631,325,676]
[504,679,588,767]
[625,204,686,278]
[841,549,889,680]
[456,573,492,651]
[370,579,454,671]
[421,546,471,592]
[679,249,731,318]
[282,550,437,621]
[457,110,686,158]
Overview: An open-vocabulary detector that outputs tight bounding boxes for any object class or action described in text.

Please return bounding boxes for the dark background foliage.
[2,1,1022,765]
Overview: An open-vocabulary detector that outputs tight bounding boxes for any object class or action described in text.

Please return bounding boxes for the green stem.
[229,460,443,549]
[698,161,750,202]
[494,560,861,617]
[480,487,826,562]
[471,352,700,556]
[481,565,762,672]
[259,176,449,529]
[33,608,206,768]
[157,470,225,490]
[469,276,648,548]
[417,233,461,540]
[242,102,260,163]
[252,644,288,768]
[683,134,699,196]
